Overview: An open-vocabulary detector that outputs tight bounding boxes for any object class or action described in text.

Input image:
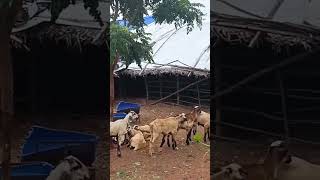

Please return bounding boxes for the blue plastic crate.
[116,101,141,114]
[21,126,98,166]
[113,112,127,120]
[0,162,54,180]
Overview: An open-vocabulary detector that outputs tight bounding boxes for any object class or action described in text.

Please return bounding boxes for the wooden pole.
[159,78,163,98]
[176,77,180,105]
[277,70,290,143]
[248,0,285,47]
[214,50,222,136]
[151,77,209,105]
[144,77,149,104]
[197,83,201,106]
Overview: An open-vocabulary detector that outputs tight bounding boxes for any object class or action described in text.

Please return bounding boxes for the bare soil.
[110,99,210,180]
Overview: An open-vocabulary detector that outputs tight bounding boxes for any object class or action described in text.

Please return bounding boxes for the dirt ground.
[110,99,210,180]
[0,113,107,180]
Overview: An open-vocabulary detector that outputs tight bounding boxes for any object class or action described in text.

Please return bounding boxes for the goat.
[46,155,89,180]
[192,106,210,142]
[110,111,139,157]
[213,163,247,180]
[148,113,189,156]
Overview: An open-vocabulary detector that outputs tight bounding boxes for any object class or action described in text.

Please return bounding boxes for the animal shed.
[115,68,210,108]
[11,2,108,115]
[212,9,320,144]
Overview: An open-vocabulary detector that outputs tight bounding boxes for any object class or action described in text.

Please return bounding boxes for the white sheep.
[46,155,90,180]
[260,140,320,180]
[127,126,147,151]
[213,163,247,180]
[192,106,210,142]
[110,111,139,157]
[148,113,189,156]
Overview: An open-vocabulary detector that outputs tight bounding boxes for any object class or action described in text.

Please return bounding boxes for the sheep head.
[47,155,90,180]
[264,140,292,179]
[127,125,139,137]
[221,163,247,180]
[126,111,139,123]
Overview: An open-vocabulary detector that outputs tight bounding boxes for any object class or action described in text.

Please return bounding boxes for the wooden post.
[159,78,163,98]
[177,77,180,105]
[214,47,223,136]
[144,77,149,104]
[277,70,290,142]
[197,83,201,106]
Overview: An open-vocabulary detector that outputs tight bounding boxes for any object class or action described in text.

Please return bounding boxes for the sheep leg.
[149,132,159,156]
[117,136,121,157]
[204,131,207,143]
[186,129,192,145]
[171,134,177,150]
[193,124,197,135]
[167,134,171,147]
[160,135,166,147]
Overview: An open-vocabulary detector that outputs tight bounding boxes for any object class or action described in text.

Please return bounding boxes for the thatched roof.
[212,0,320,51]
[10,1,108,50]
[11,22,107,51]
[212,12,320,51]
[117,66,210,78]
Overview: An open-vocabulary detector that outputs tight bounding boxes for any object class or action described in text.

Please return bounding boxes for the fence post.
[277,70,290,143]
[144,77,149,104]
[177,76,180,105]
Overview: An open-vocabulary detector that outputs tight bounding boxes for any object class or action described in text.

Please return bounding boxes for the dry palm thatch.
[11,22,107,51]
[211,12,320,52]
[118,66,210,78]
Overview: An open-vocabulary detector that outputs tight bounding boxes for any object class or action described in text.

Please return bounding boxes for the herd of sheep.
[214,140,320,180]
[110,106,210,157]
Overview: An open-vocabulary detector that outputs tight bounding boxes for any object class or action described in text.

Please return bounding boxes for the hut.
[114,0,210,108]
[11,1,108,115]
[212,0,320,143]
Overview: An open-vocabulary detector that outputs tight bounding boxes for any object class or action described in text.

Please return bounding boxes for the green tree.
[109,0,205,117]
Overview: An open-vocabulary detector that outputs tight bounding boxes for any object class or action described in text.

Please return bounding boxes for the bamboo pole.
[277,70,290,143]
[214,48,222,136]
[144,77,149,104]
[159,78,163,98]
[197,84,201,106]
[176,77,179,105]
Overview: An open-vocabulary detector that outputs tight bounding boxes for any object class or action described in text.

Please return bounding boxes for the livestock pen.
[212,0,320,175]
[110,98,210,179]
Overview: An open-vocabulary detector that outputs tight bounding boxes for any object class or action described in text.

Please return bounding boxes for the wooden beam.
[248,0,285,47]
[197,84,201,106]
[277,70,290,142]
[176,76,180,105]
[214,48,222,136]
[144,77,149,104]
